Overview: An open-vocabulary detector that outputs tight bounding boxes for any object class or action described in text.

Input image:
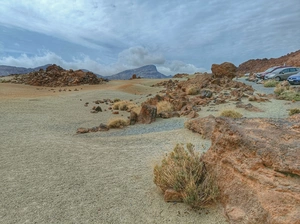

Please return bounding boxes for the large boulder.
[211,62,237,79]
[195,115,300,224]
[137,104,157,124]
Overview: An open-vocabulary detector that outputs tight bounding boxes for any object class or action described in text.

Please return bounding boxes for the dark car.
[287,72,300,85]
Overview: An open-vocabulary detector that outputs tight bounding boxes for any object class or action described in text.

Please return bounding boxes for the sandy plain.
[0,78,299,223]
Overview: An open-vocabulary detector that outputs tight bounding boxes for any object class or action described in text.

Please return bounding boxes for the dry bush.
[186,86,199,95]
[157,101,174,114]
[113,100,137,111]
[220,109,243,118]
[274,84,300,101]
[153,143,219,208]
[263,80,278,87]
[131,106,141,114]
[107,117,129,128]
[289,108,300,116]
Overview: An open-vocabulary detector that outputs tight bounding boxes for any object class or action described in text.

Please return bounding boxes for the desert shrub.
[157,101,174,114]
[263,80,278,87]
[131,106,141,114]
[186,86,199,95]
[107,117,129,128]
[289,108,300,116]
[220,109,243,118]
[113,100,137,111]
[274,84,300,101]
[153,143,219,208]
[114,98,121,102]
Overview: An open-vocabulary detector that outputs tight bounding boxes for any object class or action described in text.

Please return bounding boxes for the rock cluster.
[10,64,105,87]
[188,115,300,224]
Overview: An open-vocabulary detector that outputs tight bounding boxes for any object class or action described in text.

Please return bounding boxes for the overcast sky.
[0,0,299,76]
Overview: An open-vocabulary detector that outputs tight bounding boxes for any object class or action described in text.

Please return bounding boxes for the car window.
[282,69,289,73]
[290,68,296,72]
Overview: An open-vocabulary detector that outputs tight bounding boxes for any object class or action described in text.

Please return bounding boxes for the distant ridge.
[0,64,51,76]
[108,65,170,80]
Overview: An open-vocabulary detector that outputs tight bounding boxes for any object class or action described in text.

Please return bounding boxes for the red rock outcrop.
[10,64,105,87]
[137,104,157,124]
[211,62,237,79]
[237,50,300,75]
[190,115,300,223]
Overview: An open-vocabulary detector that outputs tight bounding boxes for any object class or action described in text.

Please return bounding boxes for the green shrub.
[153,143,219,208]
[289,108,300,116]
[263,80,278,87]
[220,110,243,118]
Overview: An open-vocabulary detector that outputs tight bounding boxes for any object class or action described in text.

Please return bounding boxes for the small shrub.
[107,117,129,128]
[153,143,219,208]
[289,108,300,116]
[114,98,121,102]
[113,100,137,111]
[186,86,199,95]
[157,101,174,114]
[220,109,243,118]
[263,80,278,87]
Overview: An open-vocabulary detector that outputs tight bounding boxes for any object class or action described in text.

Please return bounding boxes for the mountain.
[237,50,300,75]
[0,64,103,78]
[0,64,51,76]
[108,65,170,80]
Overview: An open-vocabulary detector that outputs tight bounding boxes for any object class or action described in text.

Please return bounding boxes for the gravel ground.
[0,83,227,224]
[1,79,299,224]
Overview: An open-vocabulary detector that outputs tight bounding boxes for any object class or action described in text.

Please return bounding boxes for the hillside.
[237,50,300,75]
[108,65,170,80]
[0,64,51,76]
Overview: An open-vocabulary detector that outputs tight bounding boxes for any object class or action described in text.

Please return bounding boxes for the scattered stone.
[137,104,157,124]
[99,123,109,131]
[76,128,89,134]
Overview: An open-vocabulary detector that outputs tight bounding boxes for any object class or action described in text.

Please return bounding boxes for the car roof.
[274,67,298,72]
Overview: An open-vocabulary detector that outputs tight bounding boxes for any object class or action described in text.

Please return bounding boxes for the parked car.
[256,66,287,79]
[287,72,300,85]
[264,67,299,81]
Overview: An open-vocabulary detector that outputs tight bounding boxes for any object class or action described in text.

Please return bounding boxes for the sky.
[0,0,299,76]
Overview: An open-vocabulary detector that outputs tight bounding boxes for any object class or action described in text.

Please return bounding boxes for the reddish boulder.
[195,115,300,224]
[211,62,237,79]
[137,104,157,124]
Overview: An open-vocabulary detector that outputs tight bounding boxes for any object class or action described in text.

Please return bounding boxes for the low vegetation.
[186,86,199,95]
[220,109,243,118]
[113,100,138,111]
[107,117,129,128]
[289,108,300,116]
[274,84,300,101]
[156,101,174,114]
[263,79,278,87]
[153,143,219,208]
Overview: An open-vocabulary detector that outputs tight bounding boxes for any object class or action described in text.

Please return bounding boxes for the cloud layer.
[0,0,299,75]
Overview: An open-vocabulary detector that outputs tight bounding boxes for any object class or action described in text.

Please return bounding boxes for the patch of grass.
[186,86,199,95]
[220,109,243,118]
[153,143,219,208]
[289,108,300,116]
[274,83,300,101]
[113,100,138,111]
[263,80,278,87]
[114,98,121,102]
[157,101,174,114]
[107,117,129,128]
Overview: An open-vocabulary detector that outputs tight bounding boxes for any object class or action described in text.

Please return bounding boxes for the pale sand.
[0,79,299,223]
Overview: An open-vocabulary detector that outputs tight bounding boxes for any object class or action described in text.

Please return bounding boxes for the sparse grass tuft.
[263,80,278,87]
[186,86,199,95]
[157,101,174,114]
[220,109,243,118]
[107,117,129,128]
[274,84,300,101]
[114,98,121,102]
[289,108,300,116]
[153,143,219,208]
[113,100,138,111]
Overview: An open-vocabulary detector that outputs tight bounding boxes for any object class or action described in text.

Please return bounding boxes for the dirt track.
[0,80,227,224]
